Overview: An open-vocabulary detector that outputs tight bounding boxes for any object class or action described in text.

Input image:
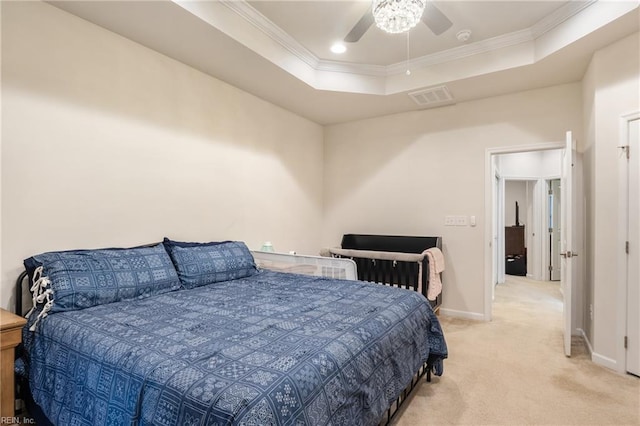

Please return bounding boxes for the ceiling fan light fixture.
[372,0,426,34]
[330,42,347,54]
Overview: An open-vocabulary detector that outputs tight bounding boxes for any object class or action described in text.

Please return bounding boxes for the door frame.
[484,142,565,320]
[493,169,506,289]
[547,178,562,281]
[617,111,639,373]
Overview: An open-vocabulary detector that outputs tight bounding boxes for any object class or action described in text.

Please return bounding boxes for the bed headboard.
[341,234,442,253]
[15,271,28,316]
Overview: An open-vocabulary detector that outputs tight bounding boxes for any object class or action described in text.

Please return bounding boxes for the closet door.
[625,117,639,376]
[560,131,577,357]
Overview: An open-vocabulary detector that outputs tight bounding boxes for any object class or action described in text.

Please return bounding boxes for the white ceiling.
[51,0,640,125]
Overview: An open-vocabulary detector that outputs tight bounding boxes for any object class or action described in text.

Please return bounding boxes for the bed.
[14,239,447,425]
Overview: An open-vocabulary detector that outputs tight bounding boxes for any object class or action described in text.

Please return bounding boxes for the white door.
[561,131,576,357]
[626,118,639,376]
[497,177,505,285]
[550,179,561,281]
[493,174,499,287]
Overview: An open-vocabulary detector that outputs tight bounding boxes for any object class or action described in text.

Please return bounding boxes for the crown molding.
[313,26,536,77]
[387,28,534,76]
[315,60,387,77]
[531,0,598,38]
[220,0,319,69]
[222,0,600,79]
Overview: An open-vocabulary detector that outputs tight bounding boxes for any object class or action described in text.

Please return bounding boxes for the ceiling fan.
[344,0,453,42]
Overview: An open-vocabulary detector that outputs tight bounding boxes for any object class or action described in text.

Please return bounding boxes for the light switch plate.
[455,216,468,226]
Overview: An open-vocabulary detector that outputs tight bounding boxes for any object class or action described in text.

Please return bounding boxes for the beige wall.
[581,42,597,351]
[323,84,582,317]
[0,2,324,310]
[582,32,640,367]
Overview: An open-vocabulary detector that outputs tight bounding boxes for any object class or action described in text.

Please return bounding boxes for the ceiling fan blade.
[344,11,374,43]
[422,2,453,35]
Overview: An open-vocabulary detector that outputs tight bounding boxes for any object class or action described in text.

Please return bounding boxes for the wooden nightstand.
[0,308,26,419]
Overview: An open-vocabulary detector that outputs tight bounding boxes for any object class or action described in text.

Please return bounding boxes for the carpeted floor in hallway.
[394,275,640,425]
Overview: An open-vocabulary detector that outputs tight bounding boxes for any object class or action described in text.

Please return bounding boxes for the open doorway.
[485,136,582,357]
[493,151,562,284]
[485,143,572,312]
[504,180,530,278]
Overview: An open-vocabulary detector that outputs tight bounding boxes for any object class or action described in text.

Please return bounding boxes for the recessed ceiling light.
[330,42,347,54]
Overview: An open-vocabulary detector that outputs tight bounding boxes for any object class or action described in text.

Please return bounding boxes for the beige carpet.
[394,275,640,425]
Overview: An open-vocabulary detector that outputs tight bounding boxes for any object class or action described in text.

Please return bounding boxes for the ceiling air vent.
[408,85,454,108]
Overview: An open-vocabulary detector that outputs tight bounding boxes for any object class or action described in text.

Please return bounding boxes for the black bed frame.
[15,270,28,317]
[330,234,443,311]
[13,243,441,426]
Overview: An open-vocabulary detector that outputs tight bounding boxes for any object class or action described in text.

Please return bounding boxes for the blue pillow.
[24,243,181,313]
[163,238,258,289]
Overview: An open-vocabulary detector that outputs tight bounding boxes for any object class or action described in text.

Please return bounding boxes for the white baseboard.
[439,308,485,321]
[592,352,618,370]
[577,329,621,372]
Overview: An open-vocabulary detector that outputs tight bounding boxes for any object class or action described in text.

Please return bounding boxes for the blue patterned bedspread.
[21,270,447,426]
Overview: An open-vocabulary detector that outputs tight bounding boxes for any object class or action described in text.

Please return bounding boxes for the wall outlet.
[445,216,456,226]
[455,215,468,226]
[590,304,593,320]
